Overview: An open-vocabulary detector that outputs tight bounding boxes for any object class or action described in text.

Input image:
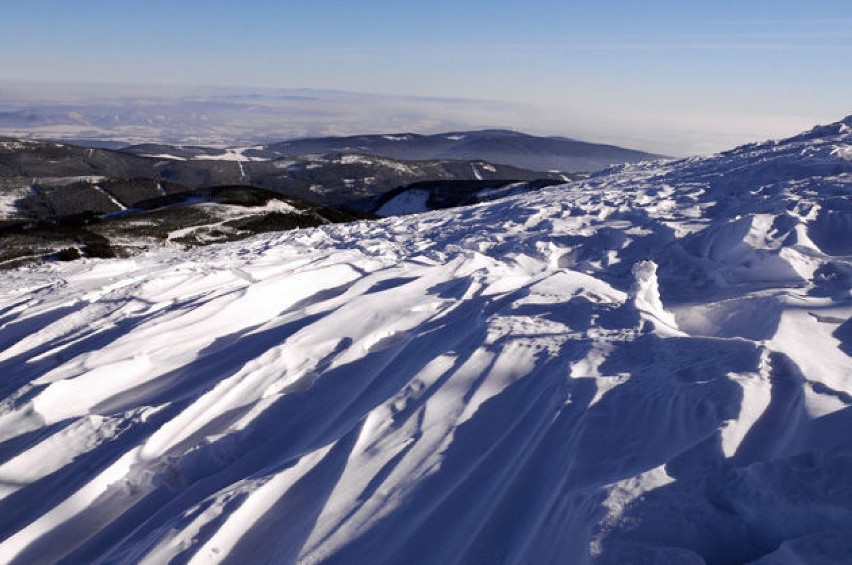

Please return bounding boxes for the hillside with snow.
[0,117,850,563]
[259,129,664,173]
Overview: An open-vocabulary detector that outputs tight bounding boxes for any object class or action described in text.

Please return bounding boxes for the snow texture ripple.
[0,117,851,564]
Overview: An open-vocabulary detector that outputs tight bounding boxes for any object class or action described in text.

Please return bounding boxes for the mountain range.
[0,132,603,267]
[217,129,664,173]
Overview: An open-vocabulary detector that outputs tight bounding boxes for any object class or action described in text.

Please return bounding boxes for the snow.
[0,117,850,563]
[0,141,37,151]
[832,145,852,160]
[475,181,532,202]
[339,154,416,174]
[44,175,109,185]
[628,260,680,332]
[92,184,127,211]
[0,187,27,219]
[470,161,497,180]
[192,147,268,162]
[187,147,265,180]
[376,189,431,216]
[164,199,302,243]
[141,153,188,161]
[339,154,374,165]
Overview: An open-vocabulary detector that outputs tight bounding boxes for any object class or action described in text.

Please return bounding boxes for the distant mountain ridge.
[0,137,569,267]
[257,129,665,172]
[0,128,659,267]
[0,137,560,216]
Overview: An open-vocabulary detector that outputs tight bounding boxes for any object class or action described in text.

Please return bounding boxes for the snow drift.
[0,118,850,564]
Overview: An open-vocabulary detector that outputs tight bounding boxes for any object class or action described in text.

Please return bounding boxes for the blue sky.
[1,0,850,153]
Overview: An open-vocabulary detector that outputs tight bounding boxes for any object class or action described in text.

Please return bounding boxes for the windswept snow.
[0,117,850,563]
[376,189,431,216]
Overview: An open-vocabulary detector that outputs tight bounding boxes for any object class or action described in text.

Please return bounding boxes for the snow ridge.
[0,119,850,563]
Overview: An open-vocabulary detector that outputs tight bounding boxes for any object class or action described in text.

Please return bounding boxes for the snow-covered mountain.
[0,184,363,269]
[1,139,564,268]
[261,129,665,173]
[0,138,555,215]
[0,117,850,563]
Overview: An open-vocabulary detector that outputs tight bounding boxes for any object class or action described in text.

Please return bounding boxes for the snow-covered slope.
[262,129,665,173]
[0,118,850,564]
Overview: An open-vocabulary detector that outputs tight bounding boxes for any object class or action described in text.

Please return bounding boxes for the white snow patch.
[0,188,27,218]
[831,145,852,160]
[0,141,38,150]
[340,154,374,165]
[192,147,268,162]
[376,189,431,216]
[141,153,188,161]
[92,185,127,210]
[338,154,416,174]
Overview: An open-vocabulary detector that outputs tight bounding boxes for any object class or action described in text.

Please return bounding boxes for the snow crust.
[0,118,850,563]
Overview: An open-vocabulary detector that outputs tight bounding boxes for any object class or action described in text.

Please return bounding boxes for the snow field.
[0,117,849,563]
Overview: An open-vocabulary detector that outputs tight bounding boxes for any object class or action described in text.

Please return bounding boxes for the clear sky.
[1,0,850,153]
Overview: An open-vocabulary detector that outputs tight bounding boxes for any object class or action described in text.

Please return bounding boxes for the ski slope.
[0,118,850,563]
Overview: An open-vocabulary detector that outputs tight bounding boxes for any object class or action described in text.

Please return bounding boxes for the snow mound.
[629,260,679,332]
[0,118,850,563]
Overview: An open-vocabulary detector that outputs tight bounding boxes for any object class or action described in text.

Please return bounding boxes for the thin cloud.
[565,43,852,51]
[696,18,852,26]
[308,34,851,56]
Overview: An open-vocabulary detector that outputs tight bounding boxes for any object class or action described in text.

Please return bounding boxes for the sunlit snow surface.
[1,118,851,564]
